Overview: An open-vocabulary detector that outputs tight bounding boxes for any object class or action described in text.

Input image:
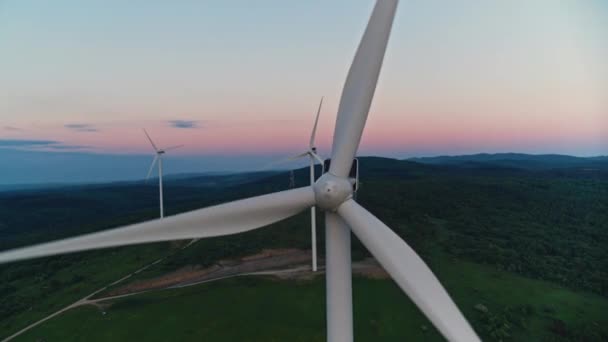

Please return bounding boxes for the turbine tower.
[288,170,295,188]
[143,129,183,219]
[0,2,480,341]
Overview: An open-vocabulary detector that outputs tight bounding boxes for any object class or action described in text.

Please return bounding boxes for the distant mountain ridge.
[2,153,606,192]
[408,153,608,170]
[0,171,279,193]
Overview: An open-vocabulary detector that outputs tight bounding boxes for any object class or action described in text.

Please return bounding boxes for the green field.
[0,243,173,339]
[15,256,608,341]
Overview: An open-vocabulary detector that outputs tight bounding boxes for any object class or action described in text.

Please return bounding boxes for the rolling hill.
[409,153,608,170]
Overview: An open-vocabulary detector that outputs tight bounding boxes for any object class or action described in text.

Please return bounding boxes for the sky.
[1,0,607,184]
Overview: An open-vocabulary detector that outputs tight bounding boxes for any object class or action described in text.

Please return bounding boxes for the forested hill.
[409,153,608,170]
[1,156,606,297]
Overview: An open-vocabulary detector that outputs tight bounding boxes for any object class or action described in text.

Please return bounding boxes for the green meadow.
[0,243,170,339]
[15,255,608,342]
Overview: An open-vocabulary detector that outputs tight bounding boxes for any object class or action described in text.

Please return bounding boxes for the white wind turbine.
[0,2,480,341]
[273,97,325,272]
[143,129,183,219]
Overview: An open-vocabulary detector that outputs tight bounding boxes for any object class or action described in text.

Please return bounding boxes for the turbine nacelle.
[313,173,353,211]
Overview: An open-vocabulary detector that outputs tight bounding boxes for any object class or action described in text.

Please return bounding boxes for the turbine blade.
[0,187,315,265]
[163,144,184,151]
[337,199,480,342]
[143,129,159,151]
[310,151,325,166]
[329,0,398,177]
[309,96,324,149]
[146,155,159,180]
[285,152,309,161]
[262,152,309,170]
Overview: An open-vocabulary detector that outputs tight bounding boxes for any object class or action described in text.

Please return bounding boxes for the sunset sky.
[1,0,607,184]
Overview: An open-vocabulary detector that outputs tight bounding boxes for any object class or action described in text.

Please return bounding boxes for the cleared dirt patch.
[352,258,389,279]
[102,249,388,298]
[105,249,313,296]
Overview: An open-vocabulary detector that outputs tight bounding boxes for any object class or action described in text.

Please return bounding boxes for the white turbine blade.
[310,151,324,166]
[143,128,159,151]
[261,152,309,170]
[163,144,184,151]
[0,187,315,265]
[146,155,159,180]
[337,199,480,342]
[309,96,324,149]
[329,0,398,177]
[284,151,309,161]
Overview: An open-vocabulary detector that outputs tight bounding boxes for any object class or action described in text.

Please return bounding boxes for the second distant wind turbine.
[272,97,325,271]
[144,129,183,219]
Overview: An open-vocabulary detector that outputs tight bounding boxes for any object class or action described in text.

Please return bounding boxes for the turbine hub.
[313,173,353,211]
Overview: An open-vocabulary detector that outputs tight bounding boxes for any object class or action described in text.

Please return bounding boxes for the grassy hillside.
[15,257,608,341]
[0,243,171,339]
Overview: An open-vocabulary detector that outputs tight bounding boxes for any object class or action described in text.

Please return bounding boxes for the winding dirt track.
[1,257,164,342]
[2,249,384,342]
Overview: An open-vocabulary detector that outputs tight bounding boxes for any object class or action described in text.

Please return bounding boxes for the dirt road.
[2,250,384,342]
[1,258,163,342]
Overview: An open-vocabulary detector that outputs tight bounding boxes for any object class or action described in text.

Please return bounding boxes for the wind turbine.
[143,129,183,219]
[275,97,325,272]
[0,1,480,341]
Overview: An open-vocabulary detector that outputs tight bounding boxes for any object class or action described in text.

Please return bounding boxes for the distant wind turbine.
[144,129,183,219]
[272,97,325,272]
